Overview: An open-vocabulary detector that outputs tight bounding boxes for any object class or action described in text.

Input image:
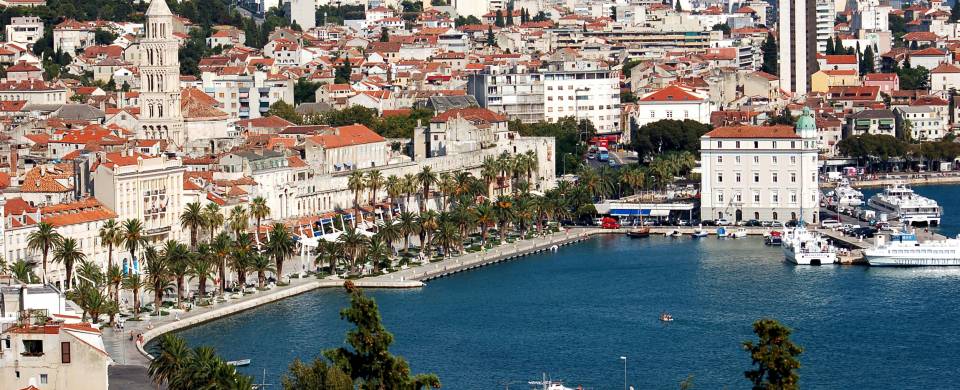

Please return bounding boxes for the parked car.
[771,221,784,228]
[715,218,732,226]
[744,219,762,227]
[760,221,773,227]
[820,219,842,229]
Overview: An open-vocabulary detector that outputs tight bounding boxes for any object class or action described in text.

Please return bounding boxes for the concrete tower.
[138,0,184,148]
[779,0,819,95]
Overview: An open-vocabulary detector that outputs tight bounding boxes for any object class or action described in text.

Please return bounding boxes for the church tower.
[138,0,184,148]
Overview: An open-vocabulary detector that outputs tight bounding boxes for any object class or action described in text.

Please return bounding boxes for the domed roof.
[795,106,816,137]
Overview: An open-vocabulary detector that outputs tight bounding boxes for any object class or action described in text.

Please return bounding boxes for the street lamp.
[619,356,627,390]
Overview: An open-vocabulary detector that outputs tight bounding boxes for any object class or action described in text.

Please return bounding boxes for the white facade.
[5,17,44,46]
[542,65,621,134]
[199,71,295,120]
[0,323,110,390]
[700,111,820,223]
[816,0,835,54]
[897,106,945,141]
[780,0,818,94]
[632,86,712,128]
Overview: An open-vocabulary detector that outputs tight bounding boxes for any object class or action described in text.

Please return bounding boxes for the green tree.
[266,100,302,124]
[249,196,271,246]
[283,357,353,389]
[180,202,205,249]
[495,9,505,27]
[335,56,352,84]
[53,238,85,290]
[294,78,322,104]
[860,45,875,75]
[486,26,496,47]
[761,32,778,75]
[506,1,514,25]
[379,26,389,42]
[951,0,960,23]
[324,282,440,389]
[826,36,835,55]
[675,0,682,12]
[630,119,712,161]
[94,28,117,45]
[27,222,62,285]
[743,318,803,390]
[266,223,294,279]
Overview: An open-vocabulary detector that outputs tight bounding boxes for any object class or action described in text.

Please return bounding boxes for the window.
[772,156,778,163]
[718,141,723,148]
[754,141,759,148]
[791,192,798,203]
[735,192,742,202]
[717,173,723,182]
[753,156,759,163]
[772,141,777,148]
[753,192,760,202]
[21,340,43,356]
[753,172,759,182]
[736,141,741,148]
[718,192,724,202]
[791,172,797,183]
[717,155,723,163]
[790,156,796,164]
[61,342,70,363]
[791,141,796,148]
[735,156,741,164]
[772,192,779,203]
[772,171,779,182]
[40,374,48,384]
[666,110,673,118]
[735,172,741,182]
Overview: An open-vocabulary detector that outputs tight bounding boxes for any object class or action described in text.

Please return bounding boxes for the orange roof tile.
[705,125,800,139]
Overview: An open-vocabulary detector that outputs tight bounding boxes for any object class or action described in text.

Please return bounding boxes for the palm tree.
[180,202,204,249]
[438,172,456,211]
[163,240,190,308]
[98,219,121,297]
[228,205,248,239]
[481,156,499,198]
[123,273,145,316]
[366,170,385,206]
[107,264,122,304]
[416,166,439,213]
[347,170,366,222]
[202,203,224,243]
[385,174,403,214]
[316,239,342,276]
[149,334,191,387]
[230,235,253,287]
[189,244,216,299]
[211,232,232,294]
[432,222,461,258]
[376,221,401,256]
[143,246,172,315]
[497,152,514,194]
[474,201,495,246]
[419,210,439,256]
[249,196,270,247]
[523,150,539,186]
[513,195,534,237]
[266,223,294,280]
[249,254,275,288]
[397,211,418,253]
[120,218,147,274]
[27,222,62,284]
[338,226,368,274]
[52,238,85,290]
[402,173,416,212]
[493,196,515,242]
[10,259,33,283]
[367,236,390,273]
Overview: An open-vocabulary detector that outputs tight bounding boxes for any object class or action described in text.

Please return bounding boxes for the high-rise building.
[815,0,835,54]
[779,0,819,94]
[137,0,185,147]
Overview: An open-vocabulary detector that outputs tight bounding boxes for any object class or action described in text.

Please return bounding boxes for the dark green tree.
[266,101,302,124]
[951,0,960,23]
[826,36,836,55]
[379,26,389,42]
[486,26,496,46]
[506,1,514,25]
[675,0,682,12]
[629,119,712,161]
[533,11,548,22]
[324,282,440,389]
[769,107,795,126]
[283,358,353,389]
[94,29,117,45]
[743,318,803,390]
[761,32,778,75]
[294,78,322,104]
[335,55,352,84]
[711,23,730,34]
[860,46,875,75]
[494,9,505,27]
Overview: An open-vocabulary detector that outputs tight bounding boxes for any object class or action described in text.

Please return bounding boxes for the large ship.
[865,232,960,266]
[782,224,837,265]
[867,183,941,226]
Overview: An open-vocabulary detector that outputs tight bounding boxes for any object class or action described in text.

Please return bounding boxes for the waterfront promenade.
[104,227,605,368]
[822,172,960,188]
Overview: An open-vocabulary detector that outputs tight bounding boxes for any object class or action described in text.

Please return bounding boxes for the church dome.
[795,106,816,138]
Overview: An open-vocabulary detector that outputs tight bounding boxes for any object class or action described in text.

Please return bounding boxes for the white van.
[820,219,842,229]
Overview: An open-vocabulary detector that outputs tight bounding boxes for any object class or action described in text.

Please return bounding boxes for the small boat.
[731,228,748,239]
[659,312,674,322]
[765,231,783,246]
[625,227,650,238]
[716,227,729,238]
[227,359,251,367]
[691,225,709,238]
[666,230,682,237]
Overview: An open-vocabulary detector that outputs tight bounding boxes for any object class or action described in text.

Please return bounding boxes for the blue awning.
[610,209,650,216]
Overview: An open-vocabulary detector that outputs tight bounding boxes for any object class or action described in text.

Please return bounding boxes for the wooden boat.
[227,359,251,367]
[626,227,650,238]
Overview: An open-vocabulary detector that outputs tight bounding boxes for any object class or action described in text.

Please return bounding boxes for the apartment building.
[199,70,295,120]
[0,322,110,390]
[5,16,44,46]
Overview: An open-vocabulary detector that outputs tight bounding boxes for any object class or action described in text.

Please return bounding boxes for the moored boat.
[731,228,748,239]
[867,183,941,226]
[764,231,783,246]
[626,227,650,238]
[865,231,960,266]
[227,359,251,367]
[782,224,837,265]
[716,227,729,238]
[691,226,709,238]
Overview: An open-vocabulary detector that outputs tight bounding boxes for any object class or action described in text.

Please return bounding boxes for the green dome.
[795,106,816,138]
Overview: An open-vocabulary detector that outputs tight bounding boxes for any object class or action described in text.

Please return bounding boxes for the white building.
[542,61,621,134]
[700,107,820,223]
[199,70,295,120]
[92,152,185,253]
[896,106,945,141]
[0,322,110,390]
[5,16,44,46]
[52,19,97,54]
[454,0,491,18]
[815,0,835,54]
[632,85,712,128]
[779,0,819,94]
[304,124,389,174]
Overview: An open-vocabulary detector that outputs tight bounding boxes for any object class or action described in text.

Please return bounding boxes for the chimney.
[9,148,17,178]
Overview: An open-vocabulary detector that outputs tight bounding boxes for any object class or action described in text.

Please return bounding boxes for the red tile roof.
[705,125,800,139]
[431,107,507,123]
[638,85,704,102]
[41,198,117,227]
[307,124,385,149]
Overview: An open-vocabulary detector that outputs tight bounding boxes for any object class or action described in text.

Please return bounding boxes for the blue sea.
[169,231,960,389]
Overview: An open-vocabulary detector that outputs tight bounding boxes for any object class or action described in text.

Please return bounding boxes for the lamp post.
[619,356,627,390]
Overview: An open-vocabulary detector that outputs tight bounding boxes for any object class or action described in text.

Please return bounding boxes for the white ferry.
[826,179,864,208]
[782,224,837,265]
[865,232,960,266]
[867,183,941,226]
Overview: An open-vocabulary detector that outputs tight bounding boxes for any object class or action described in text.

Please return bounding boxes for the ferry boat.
[529,374,576,390]
[867,183,941,226]
[864,232,960,266]
[827,179,864,208]
[782,225,837,265]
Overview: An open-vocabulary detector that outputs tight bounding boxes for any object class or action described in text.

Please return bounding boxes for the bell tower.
[137,0,184,148]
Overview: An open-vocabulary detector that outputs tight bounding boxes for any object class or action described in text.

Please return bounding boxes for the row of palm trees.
[346,150,541,219]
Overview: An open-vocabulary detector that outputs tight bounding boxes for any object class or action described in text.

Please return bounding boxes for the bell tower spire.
[137,0,184,148]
